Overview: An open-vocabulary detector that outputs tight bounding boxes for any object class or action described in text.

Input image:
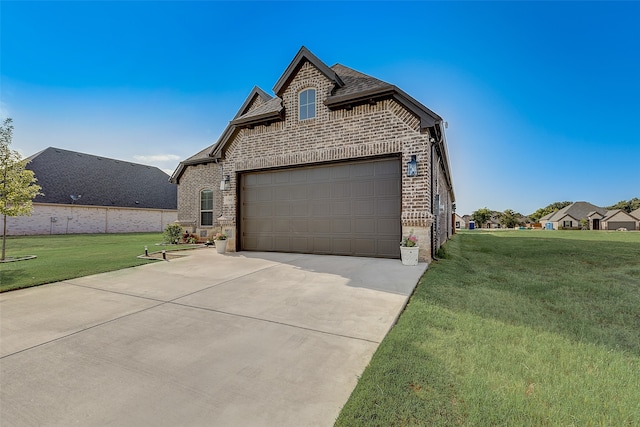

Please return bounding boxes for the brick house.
[171,47,454,261]
[1,147,177,235]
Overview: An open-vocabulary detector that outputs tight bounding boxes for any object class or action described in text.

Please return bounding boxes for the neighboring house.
[1,147,177,235]
[171,46,455,261]
[454,213,466,229]
[630,208,640,222]
[601,209,638,231]
[539,201,607,230]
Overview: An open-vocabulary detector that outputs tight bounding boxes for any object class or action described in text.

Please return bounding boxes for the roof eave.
[273,46,344,96]
[230,109,284,127]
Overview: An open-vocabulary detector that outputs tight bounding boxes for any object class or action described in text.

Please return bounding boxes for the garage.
[240,157,401,258]
[607,221,636,230]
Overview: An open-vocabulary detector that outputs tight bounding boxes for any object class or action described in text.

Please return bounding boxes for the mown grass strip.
[0,233,197,292]
[336,230,640,426]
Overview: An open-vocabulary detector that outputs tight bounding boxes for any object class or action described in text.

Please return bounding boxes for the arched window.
[200,189,213,226]
[299,88,316,120]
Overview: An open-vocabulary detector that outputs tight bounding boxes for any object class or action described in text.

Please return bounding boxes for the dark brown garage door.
[608,221,636,230]
[240,158,401,258]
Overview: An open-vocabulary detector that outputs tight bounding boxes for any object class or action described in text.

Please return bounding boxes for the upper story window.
[200,189,213,226]
[299,88,316,120]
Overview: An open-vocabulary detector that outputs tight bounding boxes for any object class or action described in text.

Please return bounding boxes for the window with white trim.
[200,189,213,226]
[299,88,316,120]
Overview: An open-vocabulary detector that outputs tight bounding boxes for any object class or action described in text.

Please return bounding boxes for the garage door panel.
[609,221,636,230]
[332,218,352,233]
[353,200,374,215]
[352,162,375,177]
[376,198,401,215]
[378,218,401,234]
[375,179,400,196]
[331,165,351,180]
[274,171,291,184]
[241,158,401,258]
[274,219,290,233]
[311,183,331,199]
[353,239,376,256]
[355,219,376,234]
[351,181,374,197]
[375,160,399,176]
[332,239,352,254]
[291,204,309,217]
[290,219,308,233]
[257,174,273,185]
[332,200,351,216]
[274,187,291,201]
[310,202,330,217]
[274,204,290,216]
[331,182,351,198]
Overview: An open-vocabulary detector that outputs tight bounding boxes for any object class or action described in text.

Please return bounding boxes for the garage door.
[608,221,636,230]
[240,158,401,258]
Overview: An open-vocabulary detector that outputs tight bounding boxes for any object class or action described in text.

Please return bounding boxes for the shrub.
[163,223,183,244]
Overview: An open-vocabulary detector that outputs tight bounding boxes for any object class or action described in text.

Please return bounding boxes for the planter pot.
[215,240,227,254]
[400,246,419,266]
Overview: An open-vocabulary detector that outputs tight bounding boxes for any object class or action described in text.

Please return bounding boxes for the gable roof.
[630,208,640,220]
[602,209,637,222]
[546,202,607,222]
[273,46,344,96]
[172,46,446,184]
[27,147,177,209]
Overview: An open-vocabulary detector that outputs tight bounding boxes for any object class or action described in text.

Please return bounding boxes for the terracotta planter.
[400,246,419,266]
[215,239,227,254]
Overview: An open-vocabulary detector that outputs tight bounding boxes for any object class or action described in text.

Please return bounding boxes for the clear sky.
[2,1,638,215]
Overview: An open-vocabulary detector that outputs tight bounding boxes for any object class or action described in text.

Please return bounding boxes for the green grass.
[0,233,194,292]
[336,230,640,426]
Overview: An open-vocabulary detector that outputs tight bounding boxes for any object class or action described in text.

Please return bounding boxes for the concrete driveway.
[0,249,427,426]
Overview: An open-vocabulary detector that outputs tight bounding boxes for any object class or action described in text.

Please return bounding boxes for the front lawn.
[336,230,640,426]
[0,233,194,292]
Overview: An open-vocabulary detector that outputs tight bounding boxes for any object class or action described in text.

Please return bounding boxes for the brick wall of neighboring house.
[178,61,451,260]
[1,203,177,236]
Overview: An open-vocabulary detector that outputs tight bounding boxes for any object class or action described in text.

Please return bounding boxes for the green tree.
[606,198,640,213]
[472,207,492,229]
[1,118,42,260]
[500,209,519,228]
[529,201,572,223]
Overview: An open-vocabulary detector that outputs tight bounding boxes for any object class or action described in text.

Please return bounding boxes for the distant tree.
[500,209,519,228]
[606,198,640,213]
[472,207,492,229]
[1,118,42,260]
[529,201,572,223]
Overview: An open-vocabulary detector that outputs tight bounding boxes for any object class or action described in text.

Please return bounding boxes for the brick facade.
[176,51,454,261]
[2,203,177,236]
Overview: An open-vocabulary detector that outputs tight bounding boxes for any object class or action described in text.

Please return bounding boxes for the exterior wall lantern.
[407,155,418,177]
[220,175,231,191]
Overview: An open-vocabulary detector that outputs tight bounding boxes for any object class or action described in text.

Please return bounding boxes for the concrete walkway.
[0,249,427,426]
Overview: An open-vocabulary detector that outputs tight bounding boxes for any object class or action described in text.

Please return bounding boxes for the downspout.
[430,133,437,261]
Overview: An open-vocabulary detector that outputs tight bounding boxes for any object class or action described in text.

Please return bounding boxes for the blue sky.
[2,1,638,215]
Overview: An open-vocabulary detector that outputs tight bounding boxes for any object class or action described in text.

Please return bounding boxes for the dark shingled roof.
[27,147,177,209]
[171,46,447,186]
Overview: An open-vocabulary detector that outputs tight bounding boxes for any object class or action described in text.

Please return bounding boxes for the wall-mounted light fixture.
[220,175,231,191]
[407,155,418,177]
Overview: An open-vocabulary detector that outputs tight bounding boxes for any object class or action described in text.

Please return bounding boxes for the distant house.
[628,208,640,230]
[601,209,639,231]
[539,201,607,230]
[1,147,177,235]
[454,213,466,229]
